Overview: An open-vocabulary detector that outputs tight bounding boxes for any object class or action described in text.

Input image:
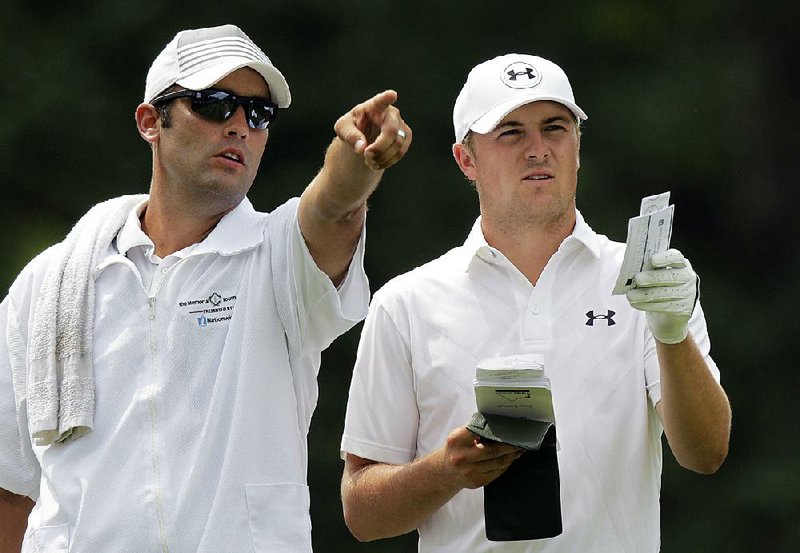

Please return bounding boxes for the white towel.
[28,194,148,446]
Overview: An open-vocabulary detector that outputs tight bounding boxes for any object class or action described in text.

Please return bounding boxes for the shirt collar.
[570,209,602,259]
[115,197,266,259]
[115,197,153,257]
[459,208,602,273]
[192,197,265,256]
[460,217,495,271]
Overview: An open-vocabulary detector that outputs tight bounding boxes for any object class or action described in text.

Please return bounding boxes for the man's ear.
[452,142,478,181]
[135,103,160,144]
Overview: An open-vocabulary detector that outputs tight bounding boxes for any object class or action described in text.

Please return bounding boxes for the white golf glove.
[626,248,699,345]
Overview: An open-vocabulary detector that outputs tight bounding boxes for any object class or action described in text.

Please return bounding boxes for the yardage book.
[473,354,554,423]
[472,354,563,541]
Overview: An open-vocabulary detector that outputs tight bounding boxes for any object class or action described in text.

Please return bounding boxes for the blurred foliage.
[1,1,798,552]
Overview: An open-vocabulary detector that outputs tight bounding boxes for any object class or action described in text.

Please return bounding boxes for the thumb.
[334,115,369,155]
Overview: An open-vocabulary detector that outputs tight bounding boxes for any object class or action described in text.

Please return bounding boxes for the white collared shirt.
[1,196,369,553]
[341,211,719,553]
[115,200,199,295]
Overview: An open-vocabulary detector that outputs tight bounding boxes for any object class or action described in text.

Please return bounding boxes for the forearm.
[299,138,382,284]
[0,488,34,552]
[656,334,731,473]
[342,427,522,541]
[299,89,408,283]
[318,136,384,205]
[341,451,461,542]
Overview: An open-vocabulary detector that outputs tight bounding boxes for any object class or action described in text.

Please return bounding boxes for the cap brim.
[177,59,291,108]
[470,95,587,135]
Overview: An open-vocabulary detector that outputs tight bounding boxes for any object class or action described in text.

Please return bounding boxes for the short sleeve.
[341,293,419,464]
[644,300,721,406]
[0,296,41,499]
[268,198,369,356]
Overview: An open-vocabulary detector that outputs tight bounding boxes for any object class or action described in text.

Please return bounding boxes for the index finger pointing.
[363,89,398,113]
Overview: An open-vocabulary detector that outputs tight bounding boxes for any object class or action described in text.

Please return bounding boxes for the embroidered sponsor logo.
[501,61,542,89]
[178,292,237,327]
[586,310,616,326]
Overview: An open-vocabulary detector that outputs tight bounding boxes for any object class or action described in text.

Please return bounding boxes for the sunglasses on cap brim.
[151,88,278,130]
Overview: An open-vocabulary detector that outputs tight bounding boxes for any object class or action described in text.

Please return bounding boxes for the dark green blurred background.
[2,2,797,552]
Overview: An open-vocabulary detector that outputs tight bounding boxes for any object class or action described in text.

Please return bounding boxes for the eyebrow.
[494,115,572,132]
[495,115,569,130]
[541,115,572,125]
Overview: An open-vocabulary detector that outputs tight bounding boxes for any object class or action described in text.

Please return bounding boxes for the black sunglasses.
[151,88,278,130]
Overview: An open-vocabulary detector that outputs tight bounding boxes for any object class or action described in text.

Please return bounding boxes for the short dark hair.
[152,85,182,128]
[156,103,173,128]
[462,130,476,155]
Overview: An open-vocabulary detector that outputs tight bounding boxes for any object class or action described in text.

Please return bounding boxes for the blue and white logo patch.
[177,291,237,328]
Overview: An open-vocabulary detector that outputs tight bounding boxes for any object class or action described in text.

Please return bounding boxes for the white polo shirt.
[341,211,719,553]
[0,196,369,553]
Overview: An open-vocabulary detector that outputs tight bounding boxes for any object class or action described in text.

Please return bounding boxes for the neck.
[141,189,236,258]
[481,211,575,285]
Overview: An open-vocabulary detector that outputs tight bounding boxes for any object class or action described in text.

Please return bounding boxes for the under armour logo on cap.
[586,310,616,326]
[502,62,542,89]
[452,53,588,144]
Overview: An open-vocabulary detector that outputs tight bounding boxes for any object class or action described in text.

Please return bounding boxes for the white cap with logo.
[144,24,291,108]
[453,53,587,143]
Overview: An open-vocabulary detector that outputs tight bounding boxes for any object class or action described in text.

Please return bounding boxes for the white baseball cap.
[144,24,291,108]
[453,53,587,143]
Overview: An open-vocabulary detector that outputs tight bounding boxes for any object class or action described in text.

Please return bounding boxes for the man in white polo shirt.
[340,54,730,552]
[0,24,411,552]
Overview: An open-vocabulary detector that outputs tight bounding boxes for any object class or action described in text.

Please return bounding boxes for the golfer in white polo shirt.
[340,54,730,552]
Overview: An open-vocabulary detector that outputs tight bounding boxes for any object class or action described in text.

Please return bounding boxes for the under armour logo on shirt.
[586,310,616,326]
